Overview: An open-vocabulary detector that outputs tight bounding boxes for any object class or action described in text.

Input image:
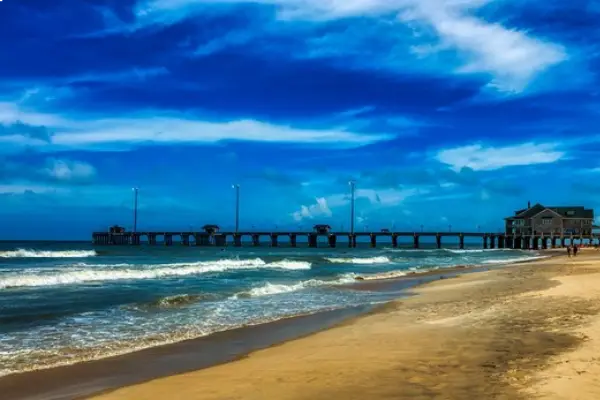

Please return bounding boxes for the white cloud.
[398,1,566,92]
[0,102,392,150]
[136,0,567,92]
[356,188,422,206]
[0,102,66,127]
[51,118,390,147]
[435,142,565,171]
[42,159,97,182]
[0,184,65,195]
[291,197,332,221]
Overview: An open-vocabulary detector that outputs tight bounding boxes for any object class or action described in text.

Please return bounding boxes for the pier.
[92,230,599,249]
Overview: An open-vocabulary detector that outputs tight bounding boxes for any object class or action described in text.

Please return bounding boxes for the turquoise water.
[0,241,545,376]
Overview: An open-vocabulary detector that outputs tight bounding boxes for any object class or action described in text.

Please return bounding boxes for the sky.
[1,0,600,239]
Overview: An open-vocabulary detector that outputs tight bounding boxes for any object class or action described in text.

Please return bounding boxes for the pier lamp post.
[349,180,356,234]
[132,187,139,233]
[232,184,240,233]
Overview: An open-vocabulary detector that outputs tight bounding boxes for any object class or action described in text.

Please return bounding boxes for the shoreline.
[0,251,565,399]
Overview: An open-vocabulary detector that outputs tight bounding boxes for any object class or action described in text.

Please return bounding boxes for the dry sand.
[92,252,600,400]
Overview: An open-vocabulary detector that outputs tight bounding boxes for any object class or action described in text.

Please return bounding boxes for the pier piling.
[328,234,337,248]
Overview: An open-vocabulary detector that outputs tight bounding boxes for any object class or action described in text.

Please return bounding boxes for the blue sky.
[1,0,600,239]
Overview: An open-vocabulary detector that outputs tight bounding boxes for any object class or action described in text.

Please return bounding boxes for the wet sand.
[89,251,600,400]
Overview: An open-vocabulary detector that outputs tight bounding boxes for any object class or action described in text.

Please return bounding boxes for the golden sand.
[92,253,600,400]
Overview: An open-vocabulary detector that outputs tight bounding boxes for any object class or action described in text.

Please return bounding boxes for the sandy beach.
[87,251,600,400]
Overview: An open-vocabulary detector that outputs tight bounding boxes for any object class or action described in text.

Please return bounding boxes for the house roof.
[202,224,220,228]
[549,207,594,219]
[512,203,545,219]
[508,204,594,219]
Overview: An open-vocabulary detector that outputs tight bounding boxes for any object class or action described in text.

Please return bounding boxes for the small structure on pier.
[109,225,125,234]
[202,224,220,234]
[313,224,331,234]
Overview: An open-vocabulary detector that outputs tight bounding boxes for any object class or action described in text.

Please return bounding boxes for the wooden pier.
[92,230,599,250]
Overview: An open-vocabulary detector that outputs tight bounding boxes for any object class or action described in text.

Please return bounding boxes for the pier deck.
[92,231,599,250]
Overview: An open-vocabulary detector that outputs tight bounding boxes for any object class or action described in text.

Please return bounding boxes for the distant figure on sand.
[573,244,579,257]
[567,246,572,257]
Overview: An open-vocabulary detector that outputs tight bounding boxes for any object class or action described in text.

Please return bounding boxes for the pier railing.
[92,231,599,250]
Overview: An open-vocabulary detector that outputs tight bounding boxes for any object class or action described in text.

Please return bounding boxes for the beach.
[85,251,600,400]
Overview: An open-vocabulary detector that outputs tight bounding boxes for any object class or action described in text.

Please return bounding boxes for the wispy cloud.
[137,0,567,92]
[0,102,393,150]
[397,0,566,92]
[356,188,423,206]
[435,142,565,171]
[0,184,66,195]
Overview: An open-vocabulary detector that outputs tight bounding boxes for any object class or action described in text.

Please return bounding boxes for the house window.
[566,211,575,216]
[542,218,552,225]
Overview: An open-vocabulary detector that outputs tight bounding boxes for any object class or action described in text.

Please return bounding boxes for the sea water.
[0,240,546,376]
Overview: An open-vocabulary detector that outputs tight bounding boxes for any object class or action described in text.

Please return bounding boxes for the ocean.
[0,240,547,377]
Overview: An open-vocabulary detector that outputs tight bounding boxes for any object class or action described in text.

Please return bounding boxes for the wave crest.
[0,258,311,289]
[0,249,97,258]
[355,270,409,281]
[481,255,550,265]
[325,256,391,264]
[148,294,208,308]
[233,274,357,298]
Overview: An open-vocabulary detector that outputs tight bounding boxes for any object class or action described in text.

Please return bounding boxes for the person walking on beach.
[573,244,579,257]
[567,245,572,257]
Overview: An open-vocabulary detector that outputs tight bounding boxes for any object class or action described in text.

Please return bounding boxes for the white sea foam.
[481,255,550,265]
[445,249,514,254]
[356,270,409,281]
[233,274,357,298]
[0,258,311,289]
[0,249,97,258]
[266,259,312,270]
[325,256,391,264]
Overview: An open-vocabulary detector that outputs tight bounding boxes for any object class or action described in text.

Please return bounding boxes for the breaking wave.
[481,255,550,265]
[354,270,410,281]
[445,249,514,254]
[0,258,311,289]
[325,256,391,264]
[233,274,357,298]
[147,294,208,308]
[0,249,97,258]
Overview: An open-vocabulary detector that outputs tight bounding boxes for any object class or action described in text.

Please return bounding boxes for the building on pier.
[202,224,220,234]
[504,202,594,236]
[109,225,125,234]
[313,224,331,234]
